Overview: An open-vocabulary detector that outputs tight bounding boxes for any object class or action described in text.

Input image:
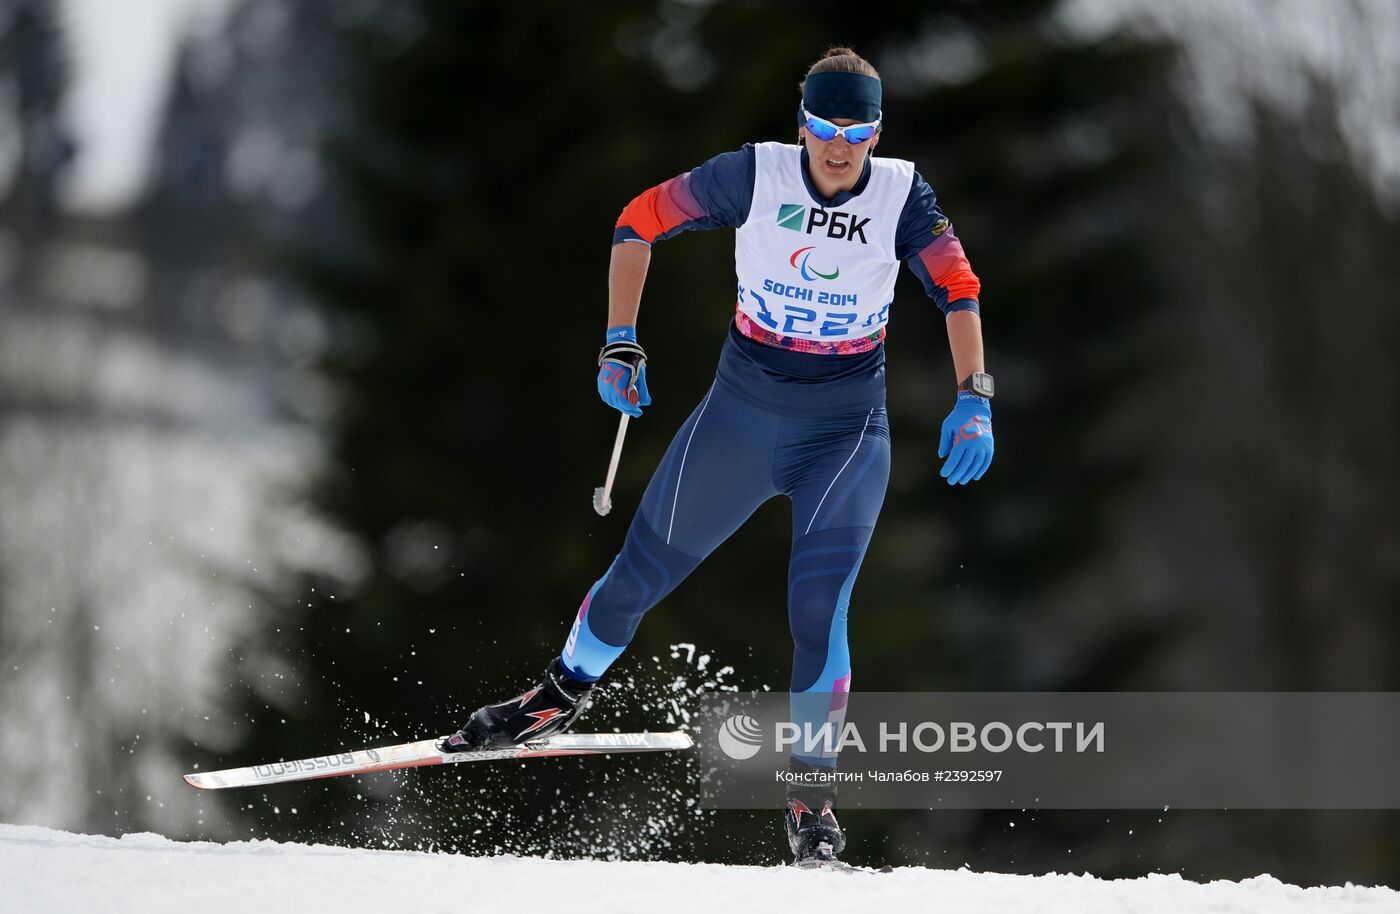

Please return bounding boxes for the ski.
[793,859,893,875]
[182,731,693,790]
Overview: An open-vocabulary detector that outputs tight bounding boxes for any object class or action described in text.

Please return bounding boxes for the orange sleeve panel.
[615,173,705,245]
[914,229,981,312]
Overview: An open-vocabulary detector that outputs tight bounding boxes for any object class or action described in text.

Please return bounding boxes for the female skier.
[441,47,994,864]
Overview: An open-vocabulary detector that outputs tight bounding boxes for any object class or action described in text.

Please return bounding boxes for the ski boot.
[439,657,595,752]
[784,758,846,865]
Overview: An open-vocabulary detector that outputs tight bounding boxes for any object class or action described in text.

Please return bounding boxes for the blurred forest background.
[2,0,1399,886]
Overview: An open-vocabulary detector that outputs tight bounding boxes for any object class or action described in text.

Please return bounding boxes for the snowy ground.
[2,823,1396,914]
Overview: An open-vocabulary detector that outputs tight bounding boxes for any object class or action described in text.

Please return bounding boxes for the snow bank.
[1,823,1395,914]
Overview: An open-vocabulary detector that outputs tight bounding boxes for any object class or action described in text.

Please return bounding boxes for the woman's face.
[801,117,881,197]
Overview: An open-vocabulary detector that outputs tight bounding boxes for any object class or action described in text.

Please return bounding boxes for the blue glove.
[596,325,651,418]
[937,392,994,485]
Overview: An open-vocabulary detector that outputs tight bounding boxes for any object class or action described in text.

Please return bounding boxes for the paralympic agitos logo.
[777,203,871,244]
[789,246,839,281]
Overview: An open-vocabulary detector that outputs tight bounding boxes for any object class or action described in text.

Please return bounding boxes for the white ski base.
[183,731,693,790]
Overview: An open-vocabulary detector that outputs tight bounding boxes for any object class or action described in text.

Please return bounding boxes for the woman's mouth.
[826,158,850,171]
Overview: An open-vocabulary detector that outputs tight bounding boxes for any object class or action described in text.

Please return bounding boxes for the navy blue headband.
[800,71,882,123]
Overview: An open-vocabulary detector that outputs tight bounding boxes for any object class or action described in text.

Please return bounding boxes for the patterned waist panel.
[733,306,886,355]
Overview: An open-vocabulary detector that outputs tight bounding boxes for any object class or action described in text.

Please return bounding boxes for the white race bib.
[735,143,913,342]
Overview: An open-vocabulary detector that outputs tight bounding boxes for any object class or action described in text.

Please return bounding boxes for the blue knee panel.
[786,527,869,768]
[787,526,871,692]
[559,515,703,681]
[559,566,624,682]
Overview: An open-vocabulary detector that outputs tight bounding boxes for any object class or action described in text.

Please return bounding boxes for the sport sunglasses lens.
[805,117,839,142]
[842,125,876,144]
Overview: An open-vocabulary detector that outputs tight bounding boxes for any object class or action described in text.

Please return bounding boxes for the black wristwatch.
[958,371,995,399]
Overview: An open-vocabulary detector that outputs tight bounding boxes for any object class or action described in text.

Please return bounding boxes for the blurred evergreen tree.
[1090,90,1400,888]
[0,0,72,276]
[238,0,726,856]
[1144,94,1400,693]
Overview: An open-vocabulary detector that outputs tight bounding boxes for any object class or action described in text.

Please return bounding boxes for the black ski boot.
[439,658,595,752]
[784,759,846,865]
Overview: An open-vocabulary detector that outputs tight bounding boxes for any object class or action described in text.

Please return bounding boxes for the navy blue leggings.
[560,324,891,701]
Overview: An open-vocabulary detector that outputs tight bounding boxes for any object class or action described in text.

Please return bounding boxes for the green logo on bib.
[776,203,805,231]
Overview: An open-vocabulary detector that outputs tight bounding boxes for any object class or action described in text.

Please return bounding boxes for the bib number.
[741,287,888,338]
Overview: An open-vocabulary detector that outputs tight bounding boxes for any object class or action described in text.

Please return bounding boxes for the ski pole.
[593,412,630,516]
